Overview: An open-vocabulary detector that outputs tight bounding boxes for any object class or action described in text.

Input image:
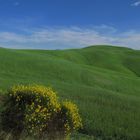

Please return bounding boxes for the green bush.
[1,85,82,140]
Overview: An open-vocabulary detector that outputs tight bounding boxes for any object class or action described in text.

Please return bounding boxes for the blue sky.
[0,0,140,49]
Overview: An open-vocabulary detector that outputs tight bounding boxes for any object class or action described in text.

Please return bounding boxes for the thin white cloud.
[0,26,140,50]
[131,1,140,6]
[0,32,26,43]
[13,2,20,6]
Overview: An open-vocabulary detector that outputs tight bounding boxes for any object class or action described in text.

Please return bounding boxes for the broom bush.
[1,85,82,140]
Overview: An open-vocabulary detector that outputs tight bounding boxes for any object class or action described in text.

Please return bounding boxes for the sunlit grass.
[0,45,140,139]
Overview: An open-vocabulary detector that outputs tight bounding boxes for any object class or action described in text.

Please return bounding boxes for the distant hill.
[0,45,140,140]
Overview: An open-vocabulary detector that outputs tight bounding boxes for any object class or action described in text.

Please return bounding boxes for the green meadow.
[0,45,140,140]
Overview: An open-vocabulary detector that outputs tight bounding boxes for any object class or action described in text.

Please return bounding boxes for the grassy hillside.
[0,45,140,140]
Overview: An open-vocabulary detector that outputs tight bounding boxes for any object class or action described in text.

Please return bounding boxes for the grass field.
[0,45,140,140]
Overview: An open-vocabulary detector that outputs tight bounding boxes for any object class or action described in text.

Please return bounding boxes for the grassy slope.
[0,45,140,140]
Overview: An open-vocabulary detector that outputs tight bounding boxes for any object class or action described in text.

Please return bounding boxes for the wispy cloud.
[13,2,20,6]
[131,1,140,6]
[0,26,140,50]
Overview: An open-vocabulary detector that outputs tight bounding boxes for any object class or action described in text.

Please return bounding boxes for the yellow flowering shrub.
[1,85,82,139]
[61,101,82,134]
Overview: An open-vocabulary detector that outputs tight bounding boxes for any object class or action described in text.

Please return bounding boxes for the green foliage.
[1,85,82,139]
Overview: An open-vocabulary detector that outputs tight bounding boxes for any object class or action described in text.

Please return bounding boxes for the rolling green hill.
[0,45,140,140]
